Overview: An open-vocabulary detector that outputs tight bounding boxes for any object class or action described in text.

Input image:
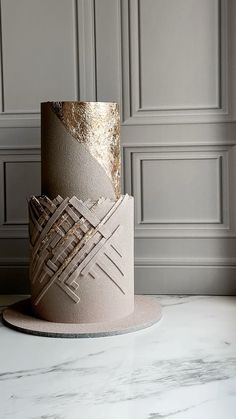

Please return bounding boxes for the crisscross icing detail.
[29,195,128,305]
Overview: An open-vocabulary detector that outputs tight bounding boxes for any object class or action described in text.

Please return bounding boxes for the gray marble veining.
[0,295,236,419]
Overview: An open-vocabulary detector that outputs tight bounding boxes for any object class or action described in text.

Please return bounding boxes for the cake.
[2,101,161,337]
[29,101,134,323]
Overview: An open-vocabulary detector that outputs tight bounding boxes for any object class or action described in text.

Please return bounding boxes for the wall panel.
[140,156,222,224]
[0,0,236,294]
[138,0,220,110]
[123,145,234,238]
[0,149,40,239]
[121,0,230,124]
[1,0,78,113]
[4,161,40,224]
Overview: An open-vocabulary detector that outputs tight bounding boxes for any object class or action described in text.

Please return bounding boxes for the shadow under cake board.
[2,296,162,338]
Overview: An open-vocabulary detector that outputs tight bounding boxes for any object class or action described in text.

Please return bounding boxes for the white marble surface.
[0,295,236,419]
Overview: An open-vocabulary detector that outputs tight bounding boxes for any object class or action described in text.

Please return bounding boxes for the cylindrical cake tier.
[29,194,134,323]
[41,101,121,201]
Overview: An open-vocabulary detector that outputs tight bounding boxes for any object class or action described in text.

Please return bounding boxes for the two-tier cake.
[3,102,161,337]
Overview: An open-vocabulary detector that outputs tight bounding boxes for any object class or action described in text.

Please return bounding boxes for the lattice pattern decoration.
[29,195,128,305]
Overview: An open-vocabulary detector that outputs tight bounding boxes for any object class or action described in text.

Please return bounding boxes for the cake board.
[2,296,162,338]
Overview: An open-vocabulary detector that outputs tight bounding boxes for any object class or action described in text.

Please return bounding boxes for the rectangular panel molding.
[139,156,223,224]
[123,145,234,238]
[1,0,78,113]
[4,161,41,224]
[0,148,41,238]
[121,0,230,124]
[0,0,98,127]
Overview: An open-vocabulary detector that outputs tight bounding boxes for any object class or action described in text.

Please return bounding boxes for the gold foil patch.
[51,101,121,199]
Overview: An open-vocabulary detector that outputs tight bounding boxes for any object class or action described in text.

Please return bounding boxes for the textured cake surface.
[41,102,121,201]
[30,101,134,324]
[29,194,134,323]
[52,101,120,199]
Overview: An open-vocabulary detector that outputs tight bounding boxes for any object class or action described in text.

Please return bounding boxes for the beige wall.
[0,0,236,294]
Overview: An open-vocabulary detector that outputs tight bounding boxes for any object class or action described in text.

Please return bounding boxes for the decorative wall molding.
[0,0,97,128]
[0,147,40,238]
[120,0,231,125]
[1,0,79,117]
[0,0,232,127]
[137,154,224,225]
[0,1,236,295]
[135,0,223,112]
[123,144,236,238]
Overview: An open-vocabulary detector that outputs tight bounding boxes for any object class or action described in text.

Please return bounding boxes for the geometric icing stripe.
[29,195,128,305]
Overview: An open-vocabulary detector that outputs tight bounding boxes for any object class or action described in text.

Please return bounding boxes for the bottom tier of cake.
[29,194,134,324]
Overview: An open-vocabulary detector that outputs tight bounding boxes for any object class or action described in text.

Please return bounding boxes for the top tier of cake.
[41,101,121,201]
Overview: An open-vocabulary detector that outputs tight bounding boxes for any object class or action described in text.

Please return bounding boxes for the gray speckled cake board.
[2,296,162,338]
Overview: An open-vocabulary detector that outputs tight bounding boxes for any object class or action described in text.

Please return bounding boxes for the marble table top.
[0,295,236,419]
